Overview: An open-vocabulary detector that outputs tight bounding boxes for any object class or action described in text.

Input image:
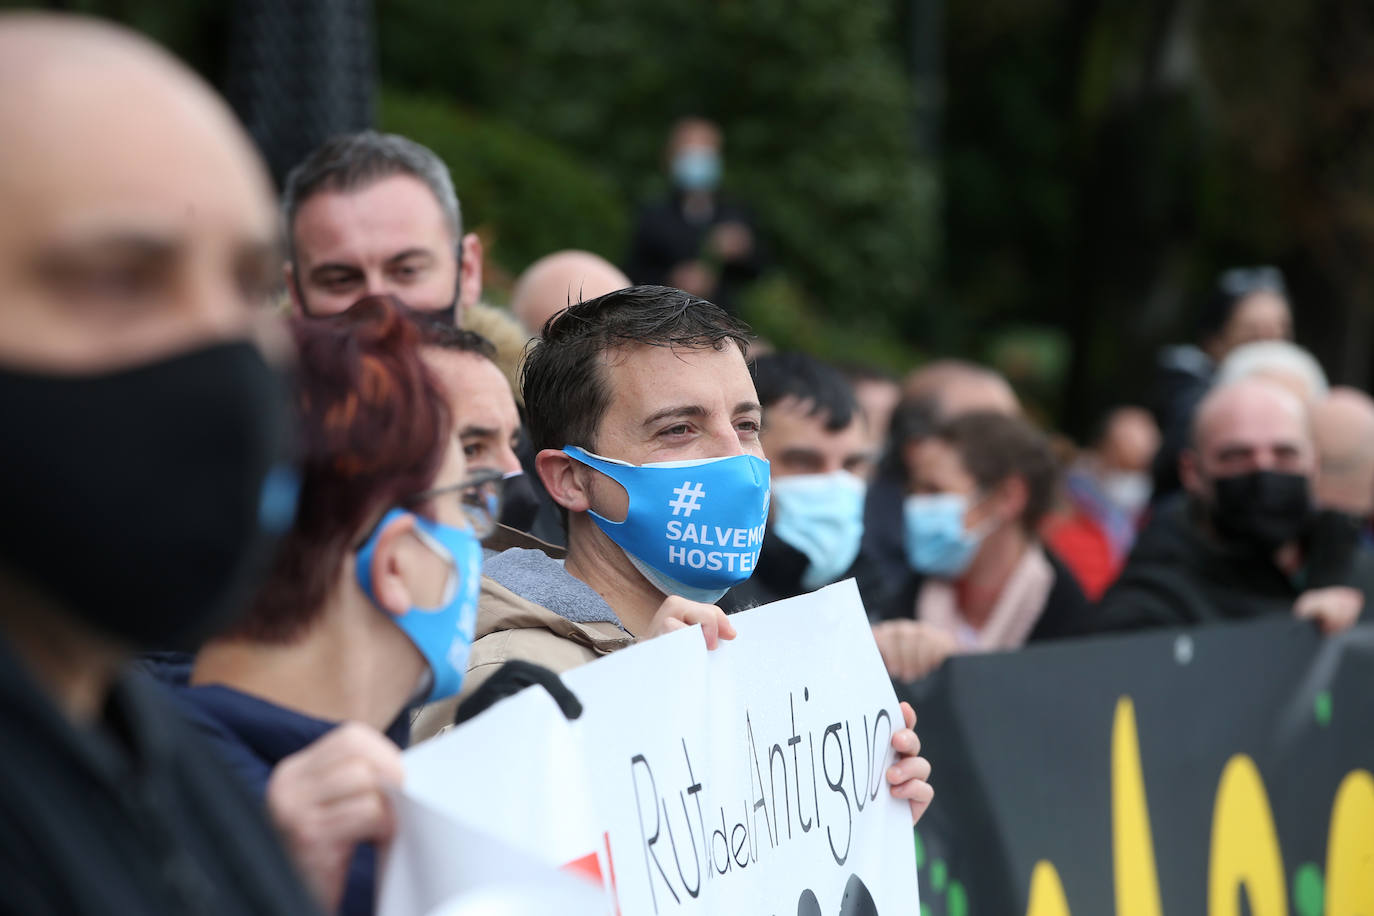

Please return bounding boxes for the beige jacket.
[410,531,634,741]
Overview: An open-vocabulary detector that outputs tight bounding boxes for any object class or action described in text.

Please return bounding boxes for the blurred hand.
[645,595,738,649]
[708,221,754,262]
[266,722,404,911]
[667,260,717,298]
[1294,586,1363,634]
[871,620,958,682]
[886,701,933,825]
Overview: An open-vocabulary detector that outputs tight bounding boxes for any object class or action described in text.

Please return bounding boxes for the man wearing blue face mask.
[423,286,934,825]
[720,352,883,613]
[624,117,764,314]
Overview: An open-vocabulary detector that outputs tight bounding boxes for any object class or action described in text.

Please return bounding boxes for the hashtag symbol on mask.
[668,481,707,517]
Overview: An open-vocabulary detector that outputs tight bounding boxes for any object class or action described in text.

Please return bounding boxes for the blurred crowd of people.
[2,11,1370,916]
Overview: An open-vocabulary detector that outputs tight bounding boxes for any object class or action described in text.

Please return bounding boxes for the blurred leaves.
[376,0,938,343]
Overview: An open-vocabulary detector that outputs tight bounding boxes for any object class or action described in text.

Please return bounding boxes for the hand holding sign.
[1293,585,1363,633]
[266,722,404,911]
[886,701,934,826]
[645,594,738,648]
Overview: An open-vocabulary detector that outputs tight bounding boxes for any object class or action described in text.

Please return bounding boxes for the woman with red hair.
[162,295,500,915]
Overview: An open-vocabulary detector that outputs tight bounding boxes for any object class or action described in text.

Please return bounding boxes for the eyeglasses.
[409,468,506,539]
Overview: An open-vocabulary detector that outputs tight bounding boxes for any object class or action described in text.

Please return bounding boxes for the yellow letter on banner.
[1208,755,1287,916]
[1112,698,1163,916]
[1025,861,1071,916]
[1326,769,1374,915]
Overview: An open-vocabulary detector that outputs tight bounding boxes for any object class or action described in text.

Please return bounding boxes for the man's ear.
[458,233,484,313]
[367,513,418,618]
[1179,448,1204,497]
[284,260,306,315]
[997,474,1029,523]
[536,448,591,513]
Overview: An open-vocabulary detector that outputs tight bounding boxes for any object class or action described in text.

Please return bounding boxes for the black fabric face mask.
[1209,470,1313,552]
[0,340,298,650]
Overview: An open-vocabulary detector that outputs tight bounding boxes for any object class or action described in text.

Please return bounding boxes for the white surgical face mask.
[1100,471,1151,515]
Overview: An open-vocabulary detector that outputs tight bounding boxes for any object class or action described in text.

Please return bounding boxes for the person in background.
[720,352,876,612]
[1151,266,1293,504]
[282,130,482,324]
[1311,387,1374,527]
[1213,338,1329,405]
[841,363,903,462]
[871,412,1093,682]
[510,249,631,338]
[864,361,1022,595]
[625,117,763,313]
[1041,406,1160,600]
[462,299,530,407]
[419,322,548,538]
[170,297,492,915]
[1099,378,1370,633]
[0,13,316,912]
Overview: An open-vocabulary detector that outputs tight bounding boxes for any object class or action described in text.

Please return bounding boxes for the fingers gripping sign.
[886,701,934,826]
[645,594,738,649]
[266,722,405,912]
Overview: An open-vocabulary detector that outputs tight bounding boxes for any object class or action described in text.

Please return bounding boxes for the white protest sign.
[385,579,919,915]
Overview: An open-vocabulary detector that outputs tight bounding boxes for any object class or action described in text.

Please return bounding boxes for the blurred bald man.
[1312,387,1374,518]
[510,249,629,337]
[903,358,1021,418]
[0,13,316,913]
[1099,378,1370,634]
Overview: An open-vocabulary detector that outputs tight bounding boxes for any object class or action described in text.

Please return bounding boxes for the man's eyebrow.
[38,231,183,266]
[459,424,499,439]
[385,248,434,265]
[735,401,763,416]
[642,405,707,428]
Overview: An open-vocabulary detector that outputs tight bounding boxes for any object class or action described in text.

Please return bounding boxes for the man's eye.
[464,442,485,459]
[392,264,422,281]
[661,424,692,437]
[318,275,359,291]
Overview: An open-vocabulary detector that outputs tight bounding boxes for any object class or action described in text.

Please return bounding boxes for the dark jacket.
[718,531,890,615]
[0,639,319,915]
[152,659,408,916]
[874,547,1096,643]
[1096,497,1374,631]
[624,194,763,313]
[1148,344,1214,506]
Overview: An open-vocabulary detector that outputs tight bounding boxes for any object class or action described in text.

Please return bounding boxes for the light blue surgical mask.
[356,509,483,703]
[671,148,722,192]
[564,445,771,603]
[903,493,992,579]
[770,471,867,591]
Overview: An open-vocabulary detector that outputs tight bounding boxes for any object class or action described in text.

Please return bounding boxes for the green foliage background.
[16,0,1374,430]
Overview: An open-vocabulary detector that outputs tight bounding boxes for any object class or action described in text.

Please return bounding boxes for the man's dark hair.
[521,285,751,453]
[281,130,461,262]
[419,323,497,361]
[934,411,1058,534]
[750,352,857,432]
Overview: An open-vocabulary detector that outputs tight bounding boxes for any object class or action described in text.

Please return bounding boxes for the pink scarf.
[917,545,1056,652]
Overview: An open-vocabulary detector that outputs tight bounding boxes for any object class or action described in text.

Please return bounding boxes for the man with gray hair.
[1098,377,1370,633]
[282,130,482,323]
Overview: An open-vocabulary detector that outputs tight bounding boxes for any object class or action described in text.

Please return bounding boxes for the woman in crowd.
[871,410,1093,681]
[161,295,500,915]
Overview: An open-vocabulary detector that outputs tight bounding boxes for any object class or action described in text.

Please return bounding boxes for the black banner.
[896,619,1374,915]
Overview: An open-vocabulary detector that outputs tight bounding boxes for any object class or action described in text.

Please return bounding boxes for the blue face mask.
[356,509,483,703]
[903,493,991,579]
[770,471,867,591]
[564,446,770,603]
[671,148,722,192]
